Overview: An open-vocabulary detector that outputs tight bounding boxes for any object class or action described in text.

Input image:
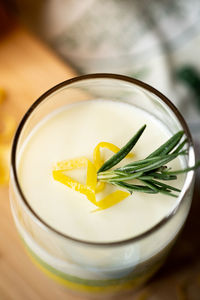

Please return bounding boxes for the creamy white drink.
[18,99,184,243]
[10,75,195,297]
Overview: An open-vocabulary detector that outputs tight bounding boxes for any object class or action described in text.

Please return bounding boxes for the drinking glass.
[10,74,195,298]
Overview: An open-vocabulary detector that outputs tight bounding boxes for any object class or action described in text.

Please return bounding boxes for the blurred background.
[15,0,200,145]
[0,1,200,299]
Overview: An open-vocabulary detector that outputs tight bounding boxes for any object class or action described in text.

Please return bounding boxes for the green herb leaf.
[172,138,187,154]
[118,151,186,173]
[163,160,200,175]
[97,125,200,199]
[144,172,177,181]
[148,179,181,192]
[147,131,184,158]
[112,181,158,194]
[98,124,146,173]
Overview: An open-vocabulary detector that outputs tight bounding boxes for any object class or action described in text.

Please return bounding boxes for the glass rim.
[11,73,195,247]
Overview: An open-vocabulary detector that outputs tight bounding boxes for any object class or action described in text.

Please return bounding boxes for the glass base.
[23,240,162,298]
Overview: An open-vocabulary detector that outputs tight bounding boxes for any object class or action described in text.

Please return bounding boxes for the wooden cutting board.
[0,25,200,300]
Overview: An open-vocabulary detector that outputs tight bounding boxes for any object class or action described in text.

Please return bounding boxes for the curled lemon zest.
[53,157,97,206]
[0,88,16,185]
[0,144,10,185]
[55,156,89,171]
[53,170,97,206]
[53,141,133,211]
[92,191,130,212]
[93,141,133,194]
[93,141,133,170]
[95,182,105,193]
[0,114,16,143]
[54,157,97,190]
[53,169,129,211]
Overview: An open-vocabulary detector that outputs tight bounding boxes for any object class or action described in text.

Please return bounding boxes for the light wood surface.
[0,25,200,300]
[0,25,82,300]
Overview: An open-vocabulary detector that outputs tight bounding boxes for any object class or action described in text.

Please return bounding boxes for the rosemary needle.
[98,125,146,173]
[97,125,199,197]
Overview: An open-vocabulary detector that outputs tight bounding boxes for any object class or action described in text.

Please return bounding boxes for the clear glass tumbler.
[9,74,195,298]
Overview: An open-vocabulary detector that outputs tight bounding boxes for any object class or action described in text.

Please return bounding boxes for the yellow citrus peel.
[53,142,132,211]
[93,141,133,170]
[0,88,6,105]
[0,144,10,185]
[93,142,133,193]
[92,190,130,212]
[0,88,16,185]
[0,114,16,143]
[53,157,97,205]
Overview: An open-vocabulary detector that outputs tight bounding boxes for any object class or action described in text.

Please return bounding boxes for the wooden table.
[0,25,199,300]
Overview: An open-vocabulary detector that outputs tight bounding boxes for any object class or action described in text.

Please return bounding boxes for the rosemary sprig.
[98,124,146,173]
[97,125,199,198]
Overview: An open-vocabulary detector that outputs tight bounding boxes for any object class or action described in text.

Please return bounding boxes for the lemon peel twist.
[0,89,16,185]
[53,142,132,211]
